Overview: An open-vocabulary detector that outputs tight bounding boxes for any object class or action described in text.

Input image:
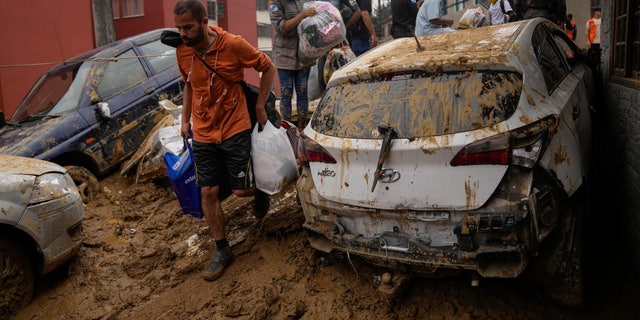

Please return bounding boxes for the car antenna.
[414,35,425,52]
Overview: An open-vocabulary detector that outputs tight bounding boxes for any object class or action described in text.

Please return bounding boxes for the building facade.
[600,0,640,278]
[0,0,262,120]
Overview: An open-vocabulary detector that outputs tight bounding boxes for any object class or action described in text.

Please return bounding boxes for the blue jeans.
[277,68,310,122]
[351,37,371,57]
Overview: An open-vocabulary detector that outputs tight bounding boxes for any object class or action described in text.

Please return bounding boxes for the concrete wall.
[600,2,640,278]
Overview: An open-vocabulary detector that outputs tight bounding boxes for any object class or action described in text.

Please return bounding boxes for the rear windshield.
[310,71,522,139]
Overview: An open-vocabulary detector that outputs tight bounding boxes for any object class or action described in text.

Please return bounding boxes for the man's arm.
[255,63,276,126]
[429,18,453,28]
[283,6,316,33]
[361,4,377,47]
[181,83,193,138]
[342,0,362,29]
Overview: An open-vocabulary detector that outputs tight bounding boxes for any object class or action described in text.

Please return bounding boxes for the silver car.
[0,155,84,318]
[297,18,593,307]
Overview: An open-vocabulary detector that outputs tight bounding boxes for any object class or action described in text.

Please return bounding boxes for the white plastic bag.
[297,1,346,64]
[251,121,298,195]
[457,7,486,29]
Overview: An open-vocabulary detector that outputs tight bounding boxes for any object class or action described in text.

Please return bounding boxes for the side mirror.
[98,102,111,119]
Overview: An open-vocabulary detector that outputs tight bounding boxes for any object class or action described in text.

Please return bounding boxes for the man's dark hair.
[174,0,207,20]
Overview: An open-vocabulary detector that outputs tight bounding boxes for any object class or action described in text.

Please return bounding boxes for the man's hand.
[256,105,268,127]
[302,6,316,18]
[181,121,191,138]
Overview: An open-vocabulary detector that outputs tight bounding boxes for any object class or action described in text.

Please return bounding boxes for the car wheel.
[535,187,587,308]
[65,166,100,204]
[0,237,35,318]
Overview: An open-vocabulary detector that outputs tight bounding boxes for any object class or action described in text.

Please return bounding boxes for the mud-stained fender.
[538,114,584,197]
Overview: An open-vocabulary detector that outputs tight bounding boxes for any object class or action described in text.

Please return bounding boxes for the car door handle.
[572,105,580,120]
[144,87,156,95]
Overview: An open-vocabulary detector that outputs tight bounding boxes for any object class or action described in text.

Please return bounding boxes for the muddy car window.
[11,63,86,122]
[311,71,522,139]
[532,25,568,94]
[550,30,578,70]
[138,40,176,74]
[96,49,147,100]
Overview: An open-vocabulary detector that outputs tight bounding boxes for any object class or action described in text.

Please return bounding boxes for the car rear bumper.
[296,166,551,279]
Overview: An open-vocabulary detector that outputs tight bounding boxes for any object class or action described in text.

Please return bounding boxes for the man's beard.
[183,25,205,47]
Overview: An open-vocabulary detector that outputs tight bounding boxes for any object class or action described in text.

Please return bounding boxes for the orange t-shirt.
[176,26,272,144]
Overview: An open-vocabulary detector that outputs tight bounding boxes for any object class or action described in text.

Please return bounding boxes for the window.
[612,0,640,80]
[257,23,271,38]
[550,29,579,70]
[532,25,568,94]
[207,1,217,21]
[123,0,144,18]
[257,0,269,11]
[312,71,521,139]
[455,0,465,12]
[217,2,225,18]
[96,49,147,100]
[112,0,120,19]
[439,0,448,16]
[138,40,177,74]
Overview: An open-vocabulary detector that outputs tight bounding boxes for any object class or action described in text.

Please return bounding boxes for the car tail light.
[297,132,336,165]
[450,116,558,168]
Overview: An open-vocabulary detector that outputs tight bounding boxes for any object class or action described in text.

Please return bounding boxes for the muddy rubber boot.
[253,190,270,219]
[203,246,233,281]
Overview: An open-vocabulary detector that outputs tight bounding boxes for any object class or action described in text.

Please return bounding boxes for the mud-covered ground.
[13,172,640,320]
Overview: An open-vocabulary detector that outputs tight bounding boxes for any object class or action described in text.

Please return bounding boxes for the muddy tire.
[65,166,100,204]
[536,188,587,308]
[0,237,35,319]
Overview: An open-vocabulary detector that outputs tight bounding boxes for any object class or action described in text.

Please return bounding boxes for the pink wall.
[0,0,264,120]
[219,0,261,86]
[0,0,95,119]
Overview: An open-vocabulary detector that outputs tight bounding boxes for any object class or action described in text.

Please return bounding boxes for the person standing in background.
[488,0,517,25]
[348,0,378,56]
[269,0,316,127]
[415,0,455,36]
[391,0,419,38]
[565,13,577,41]
[586,7,601,50]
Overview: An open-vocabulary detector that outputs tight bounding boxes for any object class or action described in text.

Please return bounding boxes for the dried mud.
[12,173,640,320]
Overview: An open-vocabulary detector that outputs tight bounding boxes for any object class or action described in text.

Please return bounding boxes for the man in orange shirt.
[565,13,577,41]
[174,0,276,281]
[586,7,601,49]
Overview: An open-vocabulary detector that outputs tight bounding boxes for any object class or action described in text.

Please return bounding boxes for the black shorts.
[192,129,253,190]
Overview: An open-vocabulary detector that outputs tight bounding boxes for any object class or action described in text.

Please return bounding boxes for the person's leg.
[351,37,370,57]
[293,67,311,127]
[223,129,270,218]
[192,140,233,281]
[277,69,294,121]
[201,185,225,240]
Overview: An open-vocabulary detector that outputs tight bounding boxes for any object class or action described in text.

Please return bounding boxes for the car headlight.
[29,173,80,205]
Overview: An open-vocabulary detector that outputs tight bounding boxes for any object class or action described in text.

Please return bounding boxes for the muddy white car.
[0,155,84,318]
[296,18,593,307]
